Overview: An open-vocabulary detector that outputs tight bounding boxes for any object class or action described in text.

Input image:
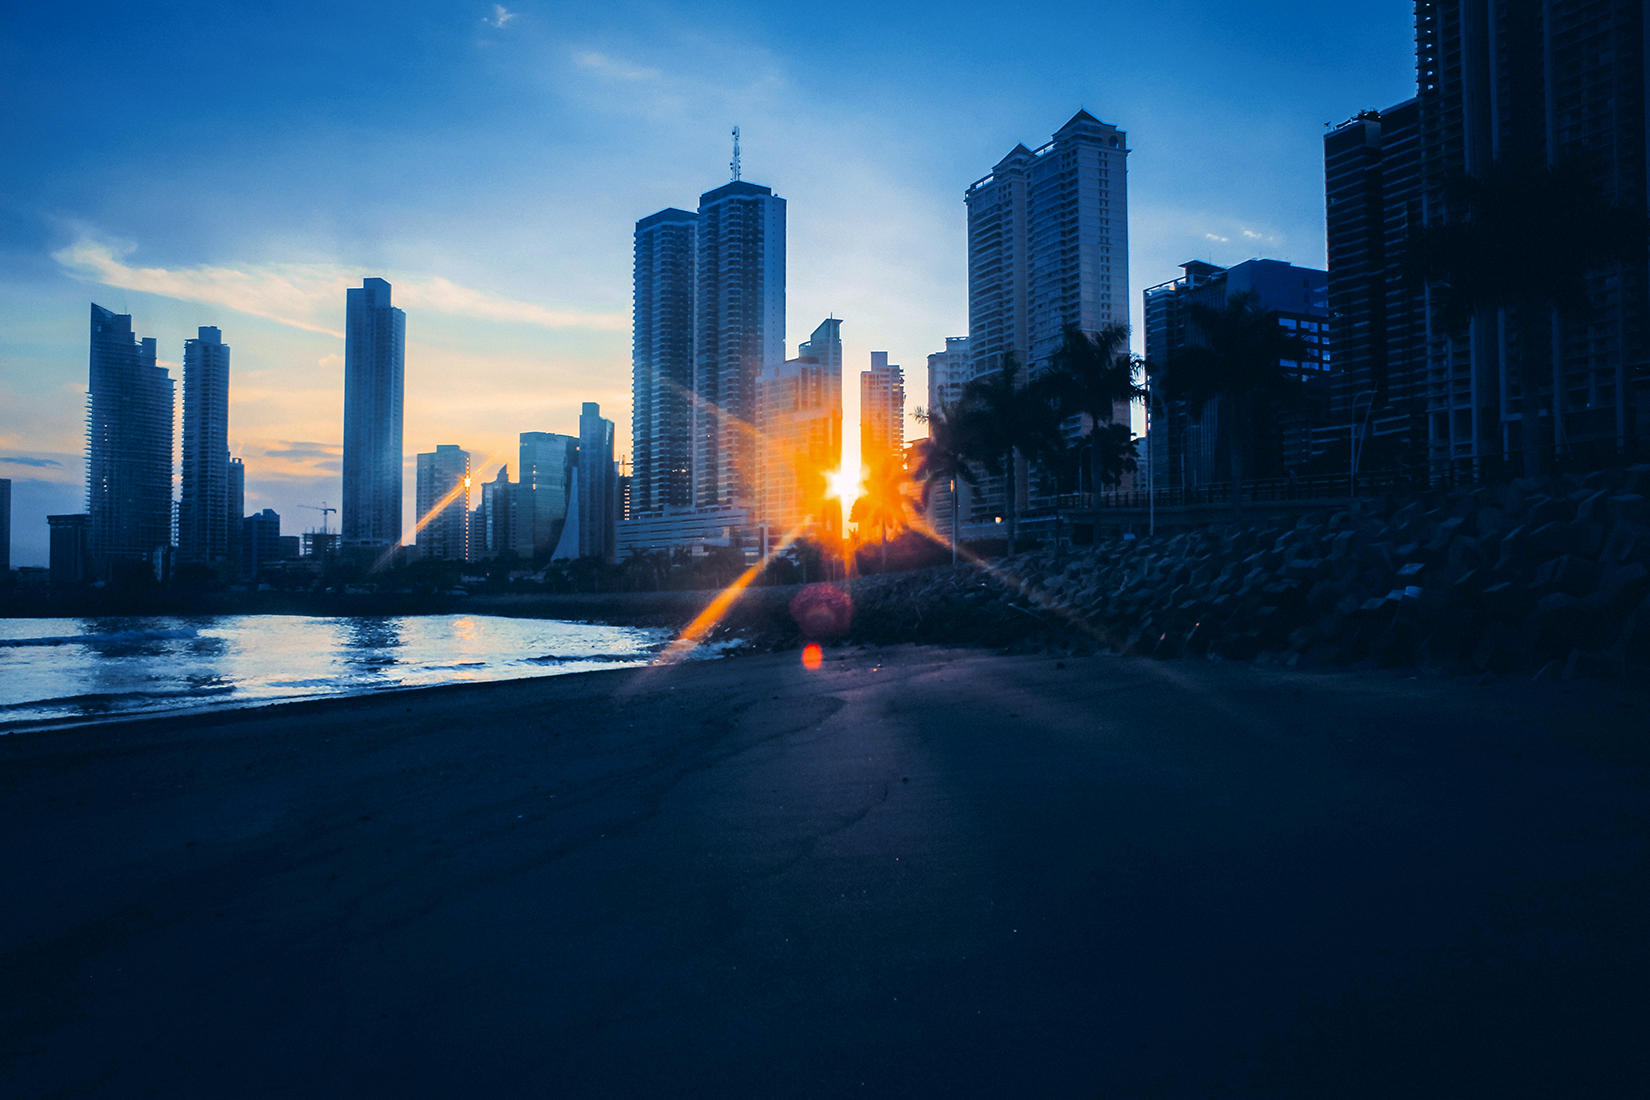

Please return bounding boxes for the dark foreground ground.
[2,649,1646,1098]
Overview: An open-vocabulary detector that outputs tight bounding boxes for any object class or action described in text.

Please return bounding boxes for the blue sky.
[0,0,1415,566]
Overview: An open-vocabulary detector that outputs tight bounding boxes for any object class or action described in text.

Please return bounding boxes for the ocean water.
[0,615,682,729]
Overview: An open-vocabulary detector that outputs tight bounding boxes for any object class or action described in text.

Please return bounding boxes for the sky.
[0,0,1417,567]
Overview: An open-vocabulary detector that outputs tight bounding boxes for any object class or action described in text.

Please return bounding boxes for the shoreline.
[3,645,1645,1095]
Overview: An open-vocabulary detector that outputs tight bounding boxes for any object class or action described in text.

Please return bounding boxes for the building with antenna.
[86,303,174,577]
[178,326,231,569]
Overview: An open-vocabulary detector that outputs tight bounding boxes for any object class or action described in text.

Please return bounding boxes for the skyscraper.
[1415,1,1649,468]
[415,445,470,561]
[860,352,905,471]
[966,111,1130,382]
[86,304,174,572]
[694,179,786,508]
[0,477,10,576]
[964,111,1130,523]
[178,326,231,567]
[757,318,843,537]
[632,207,699,516]
[926,336,970,414]
[576,403,617,562]
[515,431,578,558]
[341,278,405,550]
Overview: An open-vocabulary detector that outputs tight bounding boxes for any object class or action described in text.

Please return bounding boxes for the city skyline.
[0,2,1418,565]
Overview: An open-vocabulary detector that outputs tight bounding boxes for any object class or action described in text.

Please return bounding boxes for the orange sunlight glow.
[823,465,865,537]
[801,643,823,670]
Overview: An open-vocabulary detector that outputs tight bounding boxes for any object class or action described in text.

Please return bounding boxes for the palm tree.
[1406,155,1650,475]
[1040,323,1144,496]
[911,401,979,565]
[850,456,912,571]
[1162,292,1310,509]
[958,352,1064,555]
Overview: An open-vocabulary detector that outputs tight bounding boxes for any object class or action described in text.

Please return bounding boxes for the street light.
[1349,389,1378,498]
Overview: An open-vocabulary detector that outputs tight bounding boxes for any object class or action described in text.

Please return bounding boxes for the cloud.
[53,236,625,335]
[486,5,516,29]
[575,51,661,81]
[259,441,341,461]
[1204,233,1229,243]
[1242,229,1262,240]
[1,455,63,468]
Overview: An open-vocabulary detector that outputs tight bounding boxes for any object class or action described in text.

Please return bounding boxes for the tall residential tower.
[632,207,699,516]
[341,278,405,550]
[86,304,174,572]
[178,326,232,568]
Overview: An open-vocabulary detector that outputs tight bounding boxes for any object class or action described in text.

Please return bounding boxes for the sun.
[824,465,865,504]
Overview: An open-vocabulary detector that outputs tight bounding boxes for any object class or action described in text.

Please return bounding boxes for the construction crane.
[301,502,337,535]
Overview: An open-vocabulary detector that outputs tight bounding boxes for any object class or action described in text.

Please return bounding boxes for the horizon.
[0,0,1416,567]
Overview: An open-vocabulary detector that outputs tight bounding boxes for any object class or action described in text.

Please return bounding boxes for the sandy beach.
[3,647,1646,1097]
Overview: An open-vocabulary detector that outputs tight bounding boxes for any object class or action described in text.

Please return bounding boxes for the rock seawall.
[738,466,1650,680]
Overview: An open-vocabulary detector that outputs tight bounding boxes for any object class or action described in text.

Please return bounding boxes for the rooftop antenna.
[730,125,741,181]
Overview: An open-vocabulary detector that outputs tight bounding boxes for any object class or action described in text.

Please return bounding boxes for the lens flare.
[801,643,823,670]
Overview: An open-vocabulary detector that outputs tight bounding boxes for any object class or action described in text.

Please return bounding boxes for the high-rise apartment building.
[1325,100,1425,458]
[341,278,405,550]
[1144,259,1330,488]
[515,431,578,558]
[860,353,905,471]
[926,336,970,414]
[694,179,786,508]
[415,445,470,561]
[757,318,843,537]
[964,111,1130,524]
[472,465,513,559]
[178,326,232,568]
[86,304,174,572]
[575,403,617,562]
[0,477,10,575]
[966,111,1130,382]
[632,207,699,516]
[240,508,281,578]
[1414,1,1649,468]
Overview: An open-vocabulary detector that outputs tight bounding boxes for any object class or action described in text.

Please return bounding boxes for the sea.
[0,614,696,730]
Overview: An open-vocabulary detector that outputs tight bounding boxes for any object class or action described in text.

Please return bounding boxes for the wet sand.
[3,649,1646,1098]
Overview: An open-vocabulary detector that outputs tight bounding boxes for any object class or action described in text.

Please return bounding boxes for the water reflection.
[0,614,671,727]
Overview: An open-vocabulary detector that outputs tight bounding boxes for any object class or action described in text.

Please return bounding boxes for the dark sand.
[3,649,1646,1098]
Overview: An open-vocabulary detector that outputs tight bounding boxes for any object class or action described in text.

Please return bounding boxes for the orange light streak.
[370,452,504,572]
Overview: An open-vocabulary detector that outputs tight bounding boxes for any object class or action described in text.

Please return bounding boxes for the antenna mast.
[730,126,741,181]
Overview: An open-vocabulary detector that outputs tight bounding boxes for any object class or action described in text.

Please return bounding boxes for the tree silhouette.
[1040,323,1144,493]
[958,352,1064,554]
[1162,292,1310,508]
[910,401,980,565]
[850,456,912,571]
[1406,155,1650,474]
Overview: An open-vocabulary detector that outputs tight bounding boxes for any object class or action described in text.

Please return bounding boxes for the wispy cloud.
[1,455,63,468]
[53,236,625,335]
[575,51,661,81]
[1204,232,1229,243]
[485,5,517,29]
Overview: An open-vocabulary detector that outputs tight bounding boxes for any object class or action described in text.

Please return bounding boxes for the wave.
[0,627,200,648]
[523,653,654,664]
[0,682,238,715]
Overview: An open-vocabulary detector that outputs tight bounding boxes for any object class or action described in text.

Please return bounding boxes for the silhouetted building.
[965,111,1130,525]
[179,326,232,568]
[757,319,844,538]
[227,455,244,567]
[415,445,471,561]
[694,179,786,509]
[923,337,971,538]
[48,513,89,592]
[860,353,905,472]
[342,278,405,550]
[576,403,617,562]
[240,508,281,578]
[1,477,9,575]
[472,465,513,559]
[516,432,578,558]
[1416,1,1650,466]
[1325,101,1426,466]
[1144,259,1329,488]
[86,304,174,574]
[632,207,699,516]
